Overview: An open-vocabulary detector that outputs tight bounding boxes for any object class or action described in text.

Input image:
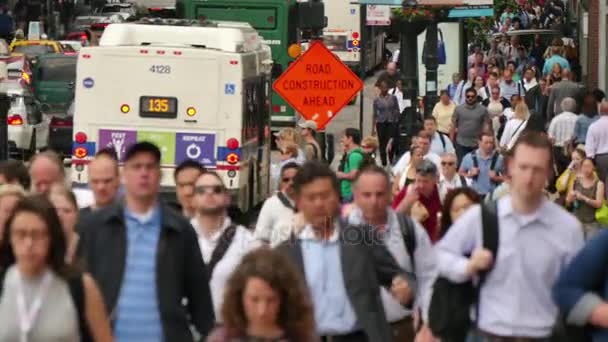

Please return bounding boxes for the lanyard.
[16,270,53,342]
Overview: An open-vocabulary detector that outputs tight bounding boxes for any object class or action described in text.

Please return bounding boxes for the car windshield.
[38,58,76,82]
[102,5,131,13]
[13,44,55,57]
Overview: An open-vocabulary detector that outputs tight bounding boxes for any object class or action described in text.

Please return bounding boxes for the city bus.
[175,0,299,131]
[71,20,273,211]
[323,3,385,75]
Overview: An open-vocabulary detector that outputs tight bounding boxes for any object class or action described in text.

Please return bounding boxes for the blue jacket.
[553,230,608,341]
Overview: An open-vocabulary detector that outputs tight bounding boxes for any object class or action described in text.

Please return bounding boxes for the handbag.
[422,29,447,65]
[596,201,608,226]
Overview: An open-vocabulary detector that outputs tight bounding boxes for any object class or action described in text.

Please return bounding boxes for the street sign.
[366,5,391,26]
[175,133,216,166]
[272,41,363,130]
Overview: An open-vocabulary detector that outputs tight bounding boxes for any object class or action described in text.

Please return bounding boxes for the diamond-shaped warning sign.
[272,41,364,130]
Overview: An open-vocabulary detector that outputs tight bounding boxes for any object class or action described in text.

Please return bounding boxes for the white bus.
[71,20,273,211]
[322,3,385,75]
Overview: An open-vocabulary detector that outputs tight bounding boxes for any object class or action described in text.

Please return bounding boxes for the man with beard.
[191,171,259,320]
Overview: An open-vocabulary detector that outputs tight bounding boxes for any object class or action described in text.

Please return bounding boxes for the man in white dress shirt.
[393,131,442,177]
[190,171,259,320]
[548,97,579,175]
[347,165,438,342]
[586,101,608,182]
[424,116,455,156]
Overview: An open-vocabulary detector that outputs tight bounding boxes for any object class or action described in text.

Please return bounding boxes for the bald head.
[88,154,120,208]
[29,151,65,195]
[386,62,397,75]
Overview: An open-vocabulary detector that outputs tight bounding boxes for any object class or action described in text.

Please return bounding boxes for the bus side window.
[271,63,283,78]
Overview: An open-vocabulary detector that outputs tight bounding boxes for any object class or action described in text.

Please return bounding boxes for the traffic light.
[296,0,326,40]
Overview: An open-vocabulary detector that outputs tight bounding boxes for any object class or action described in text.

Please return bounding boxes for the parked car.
[47,100,73,157]
[1,80,50,159]
[32,54,77,114]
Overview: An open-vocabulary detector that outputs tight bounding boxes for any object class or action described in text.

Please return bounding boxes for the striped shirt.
[548,111,578,147]
[114,206,163,342]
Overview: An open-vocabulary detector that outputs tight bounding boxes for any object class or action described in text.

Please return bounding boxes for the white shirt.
[393,151,442,176]
[191,217,260,320]
[585,116,608,157]
[254,192,296,244]
[522,78,538,92]
[499,118,528,150]
[548,111,578,147]
[438,173,471,203]
[390,87,407,113]
[347,208,437,322]
[430,132,455,156]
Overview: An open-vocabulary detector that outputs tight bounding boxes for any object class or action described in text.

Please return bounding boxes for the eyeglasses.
[466,95,476,99]
[194,185,225,195]
[441,161,456,166]
[12,229,49,243]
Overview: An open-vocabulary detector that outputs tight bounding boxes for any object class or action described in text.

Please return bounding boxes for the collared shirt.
[585,116,608,157]
[432,101,457,134]
[436,196,584,338]
[438,173,471,203]
[430,131,455,156]
[299,225,358,335]
[393,151,441,177]
[500,80,519,101]
[548,111,578,147]
[115,205,163,342]
[254,192,296,244]
[459,149,505,195]
[191,217,260,320]
[347,207,437,322]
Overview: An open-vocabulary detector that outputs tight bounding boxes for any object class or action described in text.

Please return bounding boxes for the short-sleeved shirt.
[340,147,364,198]
[459,149,505,195]
[452,103,490,147]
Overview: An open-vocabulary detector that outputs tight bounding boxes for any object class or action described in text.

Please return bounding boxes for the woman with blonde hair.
[207,248,315,342]
[499,102,530,150]
[274,128,305,164]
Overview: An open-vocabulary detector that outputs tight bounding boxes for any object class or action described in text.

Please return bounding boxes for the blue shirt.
[543,55,571,75]
[574,114,599,144]
[299,226,358,335]
[437,196,584,337]
[430,131,455,156]
[114,206,163,342]
[459,150,504,195]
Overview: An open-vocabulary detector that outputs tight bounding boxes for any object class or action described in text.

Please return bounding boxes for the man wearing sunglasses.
[255,162,301,246]
[191,170,259,321]
[451,87,491,165]
[438,152,471,203]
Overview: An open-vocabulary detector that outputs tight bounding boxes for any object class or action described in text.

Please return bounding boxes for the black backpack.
[428,201,499,341]
[471,151,501,185]
[396,213,417,270]
[0,270,93,342]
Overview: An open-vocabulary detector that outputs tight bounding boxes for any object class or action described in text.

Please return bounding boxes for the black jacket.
[77,201,215,341]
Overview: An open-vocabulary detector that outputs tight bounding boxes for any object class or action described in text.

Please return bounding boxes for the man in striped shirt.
[548,97,579,175]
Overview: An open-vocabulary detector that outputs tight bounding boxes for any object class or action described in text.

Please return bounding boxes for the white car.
[1,81,50,159]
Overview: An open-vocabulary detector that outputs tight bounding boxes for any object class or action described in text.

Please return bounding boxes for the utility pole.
[0,93,10,161]
[423,19,439,116]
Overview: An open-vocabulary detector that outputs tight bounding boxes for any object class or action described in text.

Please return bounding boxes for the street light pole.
[423,19,439,116]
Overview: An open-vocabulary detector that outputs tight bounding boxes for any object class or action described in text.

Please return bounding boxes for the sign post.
[272,41,364,131]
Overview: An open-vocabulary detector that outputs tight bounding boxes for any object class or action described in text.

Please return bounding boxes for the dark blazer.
[77,201,215,341]
[275,222,416,342]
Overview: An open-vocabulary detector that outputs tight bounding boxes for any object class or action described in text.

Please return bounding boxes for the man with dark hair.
[77,142,215,341]
[348,165,438,341]
[459,131,505,197]
[451,87,491,164]
[255,162,301,246]
[276,161,415,342]
[0,160,30,189]
[174,159,206,218]
[337,128,364,203]
[437,132,583,341]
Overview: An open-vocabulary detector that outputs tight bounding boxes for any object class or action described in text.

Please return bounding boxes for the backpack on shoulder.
[428,201,499,341]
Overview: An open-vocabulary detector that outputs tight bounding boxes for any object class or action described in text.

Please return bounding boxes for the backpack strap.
[475,201,500,326]
[307,142,319,160]
[459,175,467,187]
[206,224,238,277]
[438,132,447,151]
[277,191,296,212]
[68,275,93,342]
[471,152,479,181]
[490,152,499,171]
[397,213,417,271]
[0,268,6,298]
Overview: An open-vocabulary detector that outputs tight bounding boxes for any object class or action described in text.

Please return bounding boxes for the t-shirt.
[340,147,364,198]
[452,103,490,147]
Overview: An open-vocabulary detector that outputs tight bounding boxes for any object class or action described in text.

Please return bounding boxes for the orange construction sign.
[272,41,364,130]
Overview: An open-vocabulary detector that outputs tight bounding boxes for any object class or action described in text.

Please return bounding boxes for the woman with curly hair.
[207,248,315,342]
[439,187,481,239]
